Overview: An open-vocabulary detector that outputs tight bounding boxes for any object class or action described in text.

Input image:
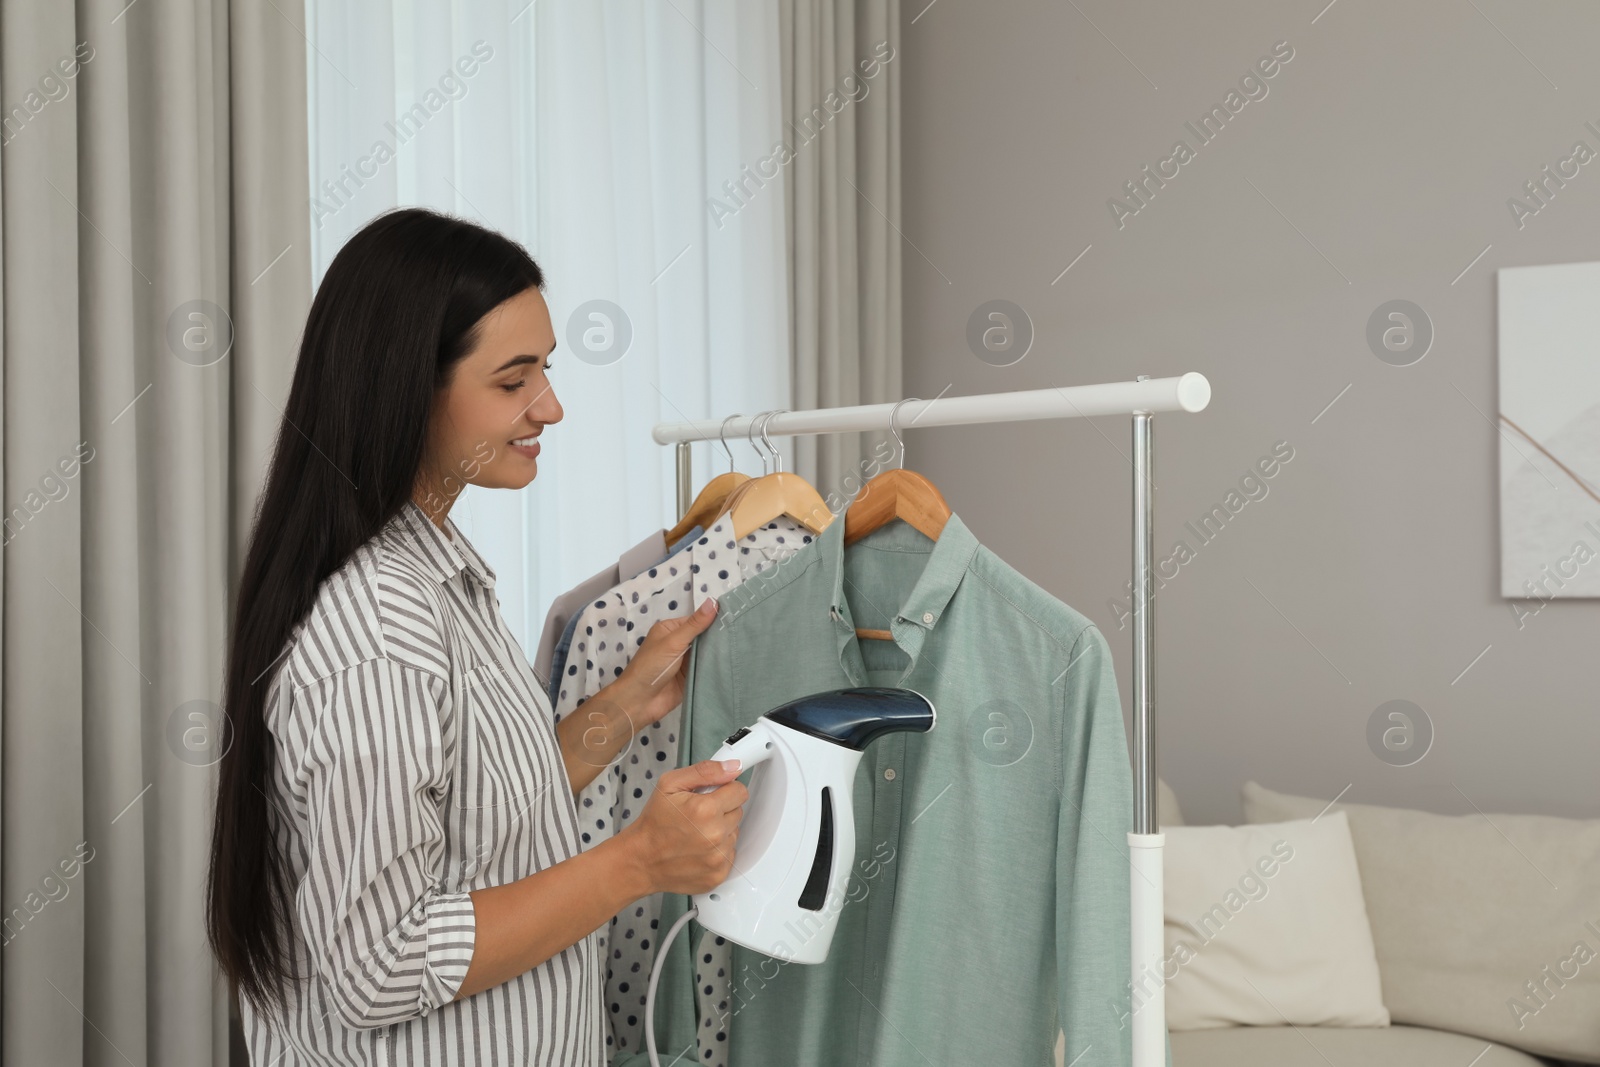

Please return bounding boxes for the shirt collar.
[387,500,497,589]
[824,508,977,636]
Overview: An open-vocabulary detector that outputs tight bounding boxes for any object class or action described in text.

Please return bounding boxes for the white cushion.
[1243,781,1600,1063]
[1160,811,1390,1030]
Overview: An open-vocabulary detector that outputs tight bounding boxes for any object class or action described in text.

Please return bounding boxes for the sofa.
[1160,779,1600,1067]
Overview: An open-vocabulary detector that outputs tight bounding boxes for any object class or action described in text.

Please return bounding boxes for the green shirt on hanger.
[618,509,1169,1067]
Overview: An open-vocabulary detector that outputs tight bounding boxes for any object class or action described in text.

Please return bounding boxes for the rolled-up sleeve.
[294,656,476,1029]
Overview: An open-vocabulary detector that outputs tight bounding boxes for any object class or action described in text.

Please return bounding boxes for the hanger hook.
[746,411,773,475]
[888,398,918,470]
[760,410,788,474]
[718,413,741,474]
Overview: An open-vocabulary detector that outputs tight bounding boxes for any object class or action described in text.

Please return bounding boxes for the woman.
[206,206,747,1066]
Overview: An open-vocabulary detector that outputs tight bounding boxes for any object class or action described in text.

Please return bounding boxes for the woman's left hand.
[603,596,719,731]
[558,597,720,793]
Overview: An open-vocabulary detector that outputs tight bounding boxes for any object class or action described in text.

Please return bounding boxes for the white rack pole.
[651,373,1209,444]
[659,374,1207,1067]
[1129,403,1166,1067]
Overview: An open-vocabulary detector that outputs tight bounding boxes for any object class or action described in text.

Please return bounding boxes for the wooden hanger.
[724,412,834,541]
[842,400,951,640]
[667,471,749,544]
[666,415,752,543]
[726,472,834,540]
[711,454,769,519]
[843,469,951,640]
[844,467,951,545]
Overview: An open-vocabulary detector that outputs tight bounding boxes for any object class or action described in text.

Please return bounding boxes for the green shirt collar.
[824,507,978,635]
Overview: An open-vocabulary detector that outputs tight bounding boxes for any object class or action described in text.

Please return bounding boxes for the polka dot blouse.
[550,514,815,1063]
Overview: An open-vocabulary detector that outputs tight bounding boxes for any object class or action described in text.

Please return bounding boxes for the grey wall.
[895,0,1599,824]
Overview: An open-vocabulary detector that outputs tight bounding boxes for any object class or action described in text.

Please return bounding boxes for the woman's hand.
[458,756,744,1002]
[604,596,719,730]
[556,597,718,792]
[617,757,747,896]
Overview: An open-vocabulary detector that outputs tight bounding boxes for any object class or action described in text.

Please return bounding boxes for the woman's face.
[418,285,563,506]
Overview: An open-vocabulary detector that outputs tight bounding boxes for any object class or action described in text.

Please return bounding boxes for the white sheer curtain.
[305,0,790,650]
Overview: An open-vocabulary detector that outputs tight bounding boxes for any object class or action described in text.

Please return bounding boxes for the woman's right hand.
[621,758,748,896]
[457,757,748,1002]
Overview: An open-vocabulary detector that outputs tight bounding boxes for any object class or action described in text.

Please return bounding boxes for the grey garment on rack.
[534,528,668,683]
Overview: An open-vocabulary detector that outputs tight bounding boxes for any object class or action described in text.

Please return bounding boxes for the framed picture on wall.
[1497,259,1600,598]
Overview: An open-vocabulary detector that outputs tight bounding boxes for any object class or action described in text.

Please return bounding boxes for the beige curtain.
[781,0,904,499]
[0,0,310,1062]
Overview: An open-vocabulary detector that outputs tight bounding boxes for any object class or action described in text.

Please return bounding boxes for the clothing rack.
[651,372,1212,1067]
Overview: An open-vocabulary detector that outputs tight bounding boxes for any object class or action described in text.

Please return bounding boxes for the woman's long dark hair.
[207,207,546,1011]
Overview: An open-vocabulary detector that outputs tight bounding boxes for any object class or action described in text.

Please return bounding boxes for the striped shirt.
[241,500,604,1066]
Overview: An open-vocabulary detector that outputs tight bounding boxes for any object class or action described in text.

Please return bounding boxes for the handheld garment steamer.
[644,686,936,1067]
